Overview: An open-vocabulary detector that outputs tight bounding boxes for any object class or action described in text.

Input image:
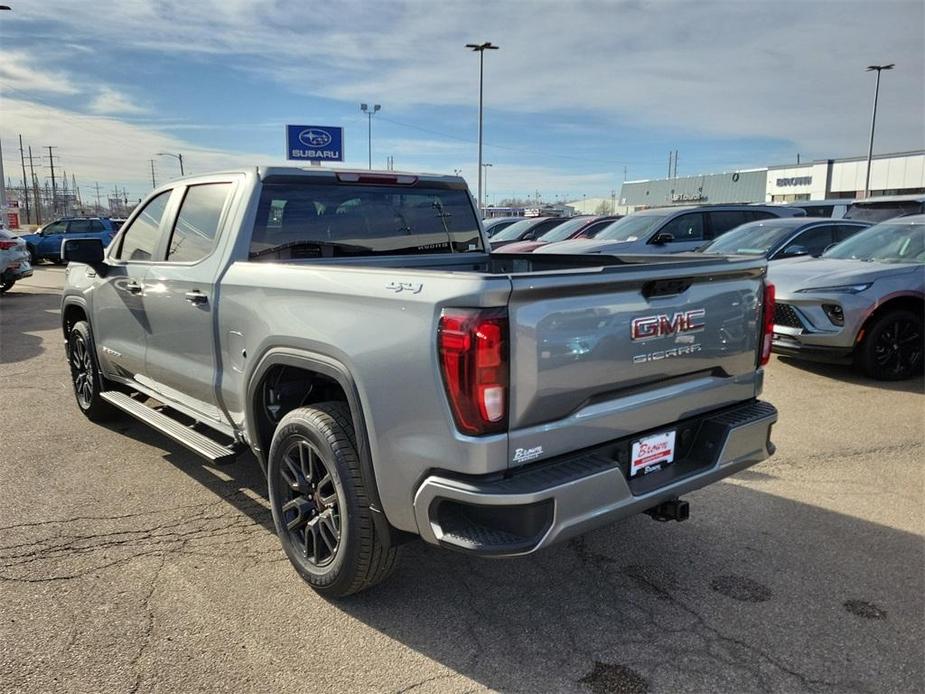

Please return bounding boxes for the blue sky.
[1,0,923,204]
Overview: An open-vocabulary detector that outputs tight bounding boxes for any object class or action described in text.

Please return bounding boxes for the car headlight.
[795,283,871,294]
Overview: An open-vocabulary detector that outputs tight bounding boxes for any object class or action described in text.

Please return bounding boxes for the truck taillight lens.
[760,282,775,366]
[438,308,508,436]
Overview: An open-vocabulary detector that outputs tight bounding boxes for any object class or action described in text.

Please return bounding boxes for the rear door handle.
[126,281,143,294]
[185,290,208,305]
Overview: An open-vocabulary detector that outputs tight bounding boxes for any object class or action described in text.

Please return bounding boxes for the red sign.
[5,211,20,229]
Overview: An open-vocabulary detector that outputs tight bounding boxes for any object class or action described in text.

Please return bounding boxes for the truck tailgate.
[506,255,767,465]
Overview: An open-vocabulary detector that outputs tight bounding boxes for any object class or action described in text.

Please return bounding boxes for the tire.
[857,309,924,381]
[0,280,13,293]
[267,402,399,598]
[67,320,120,421]
[26,246,39,265]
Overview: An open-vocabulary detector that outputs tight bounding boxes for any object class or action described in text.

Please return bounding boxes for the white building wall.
[766,162,828,201]
[829,153,925,195]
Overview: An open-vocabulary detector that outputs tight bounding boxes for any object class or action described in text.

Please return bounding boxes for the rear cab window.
[249,182,483,260]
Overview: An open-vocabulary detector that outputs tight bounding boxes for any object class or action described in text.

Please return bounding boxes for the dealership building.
[616,150,925,211]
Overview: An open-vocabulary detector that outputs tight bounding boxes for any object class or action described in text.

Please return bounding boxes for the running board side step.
[100,391,239,464]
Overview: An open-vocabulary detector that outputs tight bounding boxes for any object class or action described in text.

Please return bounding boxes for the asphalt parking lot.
[1,266,922,694]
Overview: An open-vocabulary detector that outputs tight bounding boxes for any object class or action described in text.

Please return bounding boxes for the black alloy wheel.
[277,438,343,567]
[67,320,118,420]
[859,309,924,380]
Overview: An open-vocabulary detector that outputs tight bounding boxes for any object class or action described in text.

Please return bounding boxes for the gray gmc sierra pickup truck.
[61,167,778,597]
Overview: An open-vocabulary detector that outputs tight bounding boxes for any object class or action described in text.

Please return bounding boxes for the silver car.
[0,228,33,293]
[769,215,924,380]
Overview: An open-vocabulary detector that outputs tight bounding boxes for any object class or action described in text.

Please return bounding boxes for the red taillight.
[0,240,17,250]
[438,308,509,436]
[760,281,775,366]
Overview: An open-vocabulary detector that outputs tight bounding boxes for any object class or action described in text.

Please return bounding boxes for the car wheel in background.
[267,402,399,598]
[26,246,40,265]
[857,309,924,381]
[67,320,119,421]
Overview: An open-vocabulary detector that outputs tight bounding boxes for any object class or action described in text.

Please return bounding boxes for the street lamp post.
[465,41,499,214]
[360,103,381,170]
[863,64,894,199]
[156,152,185,176]
[481,163,492,208]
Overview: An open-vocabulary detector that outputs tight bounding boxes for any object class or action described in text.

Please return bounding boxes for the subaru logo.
[299,128,332,148]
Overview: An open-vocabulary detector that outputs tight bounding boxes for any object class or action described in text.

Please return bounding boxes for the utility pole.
[611,189,616,215]
[18,135,31,224]
[46,146,58,214]
[667,152,672,179]
[27,146,41,225]
[149,160,157,188]
[72,174,81,211]
[466,41,500,214]
[0,135,6,218]
[94,182,102,213]
[864,64,894,199]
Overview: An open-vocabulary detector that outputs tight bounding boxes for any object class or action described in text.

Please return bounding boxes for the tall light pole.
[481,163,493,207]
[0,6,11,221]
[360,103,381,170]
[466,41,499,214]
[156,151,185,176]
[863,64,894,199]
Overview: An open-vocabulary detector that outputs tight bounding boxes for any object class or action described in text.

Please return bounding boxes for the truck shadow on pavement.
[116,419,924,694]
[0,290,63,365]
[776,356,925,394]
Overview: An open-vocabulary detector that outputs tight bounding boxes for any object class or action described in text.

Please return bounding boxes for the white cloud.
[88,87,147,115]
[0,50,78,95]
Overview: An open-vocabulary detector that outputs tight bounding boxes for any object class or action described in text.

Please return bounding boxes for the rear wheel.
[67,321,119,421]
[0,280,13,293]
[857,309,924,380]
[267,402,399,597]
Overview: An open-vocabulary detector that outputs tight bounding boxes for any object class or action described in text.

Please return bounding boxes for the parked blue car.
[19,218,118,264]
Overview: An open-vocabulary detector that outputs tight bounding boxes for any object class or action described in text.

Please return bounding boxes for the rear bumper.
[412,399,777,556]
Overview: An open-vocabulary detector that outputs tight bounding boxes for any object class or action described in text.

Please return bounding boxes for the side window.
[744,210,776,222]
[67,220,92,233]
[166,183,233,263]
[43,221,68,235]
[528,219,561,239]
[789,225,834,256]
[583,220,614,238]
[90,220,106,232]
[657,213,705,242]
[115,191,171,261]
[707,211,748,239]
[835,224,865,242]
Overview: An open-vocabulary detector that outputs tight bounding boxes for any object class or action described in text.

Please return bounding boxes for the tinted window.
[536,216,593,243]
[43,221,67,235]
[485,219,517,237]
[250,184,482,259]
[116,191,171,261]
[845,201,925,222]
[708,210,748,238]
[489,218,545,242]
[744,210,777,222]
[834,223,867,242]
[582,220,616,238]
[525,218,564,240]
[90,220,106,232]
[166,183,233,262]
[596,214,668,241]
[787,225,834,257]
[702,221,800,256]
[68,220,92,233]
[657,213,705,242]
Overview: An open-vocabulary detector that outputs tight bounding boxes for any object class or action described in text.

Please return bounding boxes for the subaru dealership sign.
[286,125,344,162]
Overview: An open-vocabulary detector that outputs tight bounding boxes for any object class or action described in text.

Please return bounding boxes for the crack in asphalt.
[0,491,278,583]
[569,536,858,694]
[127,554,166,694]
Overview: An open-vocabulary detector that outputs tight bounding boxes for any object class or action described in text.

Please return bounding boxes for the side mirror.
[62,238,105,267]
[651,232,674,245]
[782,244,808,257]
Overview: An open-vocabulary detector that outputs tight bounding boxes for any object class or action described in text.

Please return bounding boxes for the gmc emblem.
[631,309,706,341]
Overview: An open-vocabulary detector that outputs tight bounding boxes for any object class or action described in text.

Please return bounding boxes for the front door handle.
[185,290,208,305]
[126,281,143,294]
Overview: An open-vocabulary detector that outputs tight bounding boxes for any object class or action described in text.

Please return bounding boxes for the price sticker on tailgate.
[630,430,676,477]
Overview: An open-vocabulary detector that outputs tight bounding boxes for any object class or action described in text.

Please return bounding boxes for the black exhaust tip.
[645,498,690,522]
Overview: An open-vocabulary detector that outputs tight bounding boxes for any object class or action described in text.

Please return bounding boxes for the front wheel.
[26,246,39,265]
[267,402,399,597]
[0,279,13,293]
[67,321,119,421]
[857,309,924,380]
